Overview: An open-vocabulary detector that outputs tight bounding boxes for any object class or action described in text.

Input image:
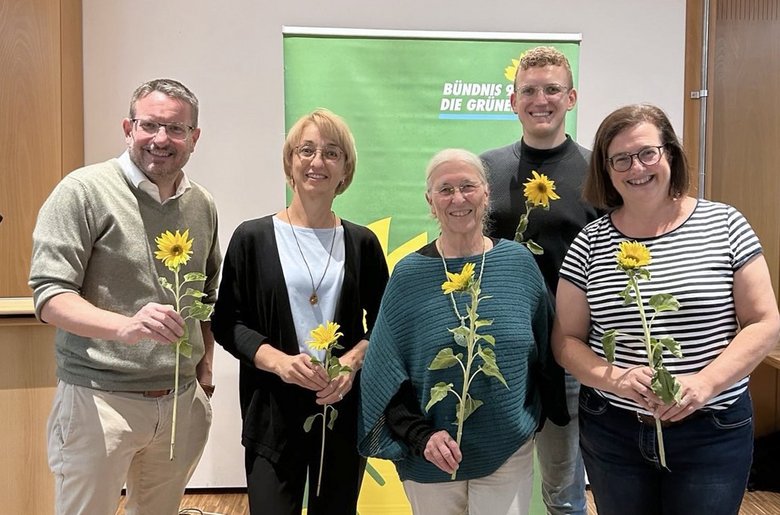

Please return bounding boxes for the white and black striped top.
[560,199,762,413]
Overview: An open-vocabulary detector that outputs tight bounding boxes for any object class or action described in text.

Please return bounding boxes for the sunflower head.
[307,321,343,351]
[523,170,561,208]
[616,241,652,270]
[441,261,475,295]
[155,229,194,271]
[504,51,528,82]
[504,58,520,82]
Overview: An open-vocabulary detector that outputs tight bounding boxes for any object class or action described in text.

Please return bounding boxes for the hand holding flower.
[154,229,214,461]
[303,321,352,496]
[117,302,185,344]
[423,430,462,475]
[601,240,682,468]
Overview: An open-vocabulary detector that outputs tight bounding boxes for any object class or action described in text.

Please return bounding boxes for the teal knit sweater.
[29,159,221,391]
[359,239,551,482]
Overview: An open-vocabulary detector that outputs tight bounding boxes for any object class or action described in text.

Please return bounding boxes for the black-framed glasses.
[515,83,570,100]
[295,145,344,162]
[433,182,482,198]
[607,145,665,173]
[132,119,195,140]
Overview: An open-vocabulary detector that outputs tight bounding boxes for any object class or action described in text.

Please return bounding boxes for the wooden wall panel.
[0,0,83,298]
[0,322,57,514]
[709,0,780,299]
[693,0,780,436]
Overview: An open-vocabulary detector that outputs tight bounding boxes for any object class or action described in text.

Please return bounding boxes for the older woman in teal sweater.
[359,148,568,515]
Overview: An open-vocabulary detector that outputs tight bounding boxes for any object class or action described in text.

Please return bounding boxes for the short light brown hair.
[282,108,357,196]
[584,104,690,209]
[515,46,574,90]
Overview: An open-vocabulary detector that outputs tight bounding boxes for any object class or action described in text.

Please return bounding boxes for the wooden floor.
[115,488,780,514]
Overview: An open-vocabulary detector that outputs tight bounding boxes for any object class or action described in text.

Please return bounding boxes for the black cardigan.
[212,215,389,462]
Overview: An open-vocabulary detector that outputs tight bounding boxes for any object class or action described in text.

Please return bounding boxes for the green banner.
[284,30,580,270]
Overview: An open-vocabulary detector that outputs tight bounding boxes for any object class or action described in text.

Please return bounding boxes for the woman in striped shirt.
[552,104,780,515]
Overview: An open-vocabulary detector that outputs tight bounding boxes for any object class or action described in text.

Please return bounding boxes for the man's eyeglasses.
[132,119,195,140]
[433,183,482,198]
[515,83,570,100]
[295,145,344,162]
[607,145,665,173]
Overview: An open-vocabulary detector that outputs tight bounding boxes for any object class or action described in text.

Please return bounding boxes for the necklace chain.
[438,237,488,320]
[285,207,337,305]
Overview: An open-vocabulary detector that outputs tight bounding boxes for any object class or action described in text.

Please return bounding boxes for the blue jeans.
[579,386,753,515]
[536,373,586,515]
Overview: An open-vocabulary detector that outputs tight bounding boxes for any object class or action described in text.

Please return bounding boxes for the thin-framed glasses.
[434,182,482,198]
[608,145,665,173]
[515,83,570,100]
[132,119,195,140]
[295,145,344,162]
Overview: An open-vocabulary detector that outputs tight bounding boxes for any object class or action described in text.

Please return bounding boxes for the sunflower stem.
[316,404,327,496]
[630,275,668,469]
[170,266,182,461]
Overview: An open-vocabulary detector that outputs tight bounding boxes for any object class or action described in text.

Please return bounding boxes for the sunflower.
[307,321,344,351]
[523,171,561,208]
[441,262,475,295]
[616,241,652,270]
[504,58,520,82]
[503,51,528,82]
[155,229,193,270]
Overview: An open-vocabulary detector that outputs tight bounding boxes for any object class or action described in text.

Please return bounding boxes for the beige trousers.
[47,380,212,515]
[402,437,535,515]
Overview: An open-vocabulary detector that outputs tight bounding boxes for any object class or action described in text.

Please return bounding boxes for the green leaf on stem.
[303,413,319,433]
[425,382,454,412]
[183,271,207,282]
[449,326,469,347]
[479,358,507,388]
[188,301,214,321]
[650,293,680,312]
[178,339,193,359]
[602,329,618,363]
[514,216,529,239]
[455,395,483,425]
[479,333,496,346]
[429,348,462,370]
[182,288,207,299]
[637,268,651,281]
[474,319,493,329]
[525,240,544,255]
[652,366,682,404]
[327,407,339,430]
[158,277,175,293]
[659,336,683,358]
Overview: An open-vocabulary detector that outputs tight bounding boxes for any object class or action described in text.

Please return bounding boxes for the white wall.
[82,0,687,487]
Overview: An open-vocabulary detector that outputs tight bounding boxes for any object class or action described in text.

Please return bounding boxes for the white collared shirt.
[117,151,191,204]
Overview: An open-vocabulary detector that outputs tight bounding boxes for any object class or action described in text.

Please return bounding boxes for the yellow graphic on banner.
[367,217,429,273]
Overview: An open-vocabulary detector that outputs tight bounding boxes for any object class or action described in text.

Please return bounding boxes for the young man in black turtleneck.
[481,46,600,515]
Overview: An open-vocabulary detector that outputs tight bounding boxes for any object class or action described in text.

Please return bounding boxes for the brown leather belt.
[142,389,173,398]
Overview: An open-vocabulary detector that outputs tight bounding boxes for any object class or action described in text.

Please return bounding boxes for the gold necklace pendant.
[286,207,337,306]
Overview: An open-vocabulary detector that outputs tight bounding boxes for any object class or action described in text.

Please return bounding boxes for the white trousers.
[47,380,212,515]
[402,437,535,515]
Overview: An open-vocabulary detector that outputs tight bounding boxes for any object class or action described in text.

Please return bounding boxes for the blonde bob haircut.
[282,108,357,196]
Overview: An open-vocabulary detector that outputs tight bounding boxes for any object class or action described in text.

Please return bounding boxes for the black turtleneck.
[481,135,602,296]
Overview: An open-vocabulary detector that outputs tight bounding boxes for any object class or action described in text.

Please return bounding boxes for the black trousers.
[245,424,365,515]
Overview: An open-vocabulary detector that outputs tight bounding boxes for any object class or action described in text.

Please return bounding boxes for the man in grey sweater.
[29,79,221,515]
[481,47,600,515]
